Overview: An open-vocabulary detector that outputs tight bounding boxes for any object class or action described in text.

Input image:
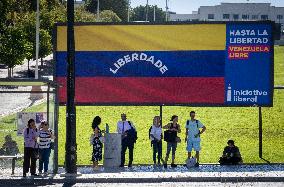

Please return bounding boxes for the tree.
[40,3,67,36]
[131,5,166,22]
[75,7,121,22]
[99,10,121,22]
[75,6,96,22]
[85,0,128,21]
[0,0,9,31]
[39,29,52,67]
[0,26,30,78]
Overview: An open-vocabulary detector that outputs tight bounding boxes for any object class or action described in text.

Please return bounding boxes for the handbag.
[126,121,138,143]
[99,136,105,143]
[164,130,176,142]
[176,136,181,143]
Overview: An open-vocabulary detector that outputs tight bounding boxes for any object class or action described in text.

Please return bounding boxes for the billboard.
[17,112,53,136]
[55,22,274,106]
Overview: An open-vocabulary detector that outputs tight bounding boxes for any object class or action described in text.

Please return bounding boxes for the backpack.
[126,121,138,143]
[186,120,199,127]
[186,157,197,168]
[186,120,200,137]
[148,126,152,139]
[26,127,37,135]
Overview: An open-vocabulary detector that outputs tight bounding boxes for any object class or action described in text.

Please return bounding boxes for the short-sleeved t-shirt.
[185,120,204,142]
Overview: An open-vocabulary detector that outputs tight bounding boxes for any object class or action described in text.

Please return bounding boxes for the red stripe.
[57,77,225,104]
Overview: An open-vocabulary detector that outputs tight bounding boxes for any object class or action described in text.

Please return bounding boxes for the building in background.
[74,0,85,8]
[170,3,284,32]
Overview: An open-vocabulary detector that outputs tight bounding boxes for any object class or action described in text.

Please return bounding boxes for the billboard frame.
[53,21,275,107]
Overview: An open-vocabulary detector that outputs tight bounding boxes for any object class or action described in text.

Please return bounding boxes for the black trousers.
[219,156,241,165]
[121,139,134,166]
[152,140,162,164]
[23,147,37,175]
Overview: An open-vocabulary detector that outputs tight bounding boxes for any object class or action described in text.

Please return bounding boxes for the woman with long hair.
[163,115,181,168]
[90,116,104,169]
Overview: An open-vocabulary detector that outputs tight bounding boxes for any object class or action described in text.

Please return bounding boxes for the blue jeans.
[39,148,51,172]
[166,142,177,161]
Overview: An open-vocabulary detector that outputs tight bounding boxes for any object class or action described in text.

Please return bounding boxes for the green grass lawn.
[1,46,283,165]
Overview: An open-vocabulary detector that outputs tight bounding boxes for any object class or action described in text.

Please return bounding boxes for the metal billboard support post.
[65,0,77,174]
[259,107,263,158]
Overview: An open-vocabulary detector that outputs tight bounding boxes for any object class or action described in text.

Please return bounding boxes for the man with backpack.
[117,113,137,167]
[185,111,206,167]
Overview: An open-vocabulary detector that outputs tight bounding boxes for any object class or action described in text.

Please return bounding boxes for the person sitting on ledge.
[219,139,243,165]
[0,135,19,155]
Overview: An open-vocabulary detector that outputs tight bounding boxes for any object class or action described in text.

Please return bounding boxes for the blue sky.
[129,0,284,14]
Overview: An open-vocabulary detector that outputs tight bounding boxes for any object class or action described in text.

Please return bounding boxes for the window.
[242,14,249,20]
[208,14,214,19]
[233,14,239,20]
[252,15,258,20]
[261,15,268,20]
[277,15,283,20]
[223,14,230,19]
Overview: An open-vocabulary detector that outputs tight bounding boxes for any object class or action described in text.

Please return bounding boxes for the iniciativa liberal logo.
[226,84,268,103]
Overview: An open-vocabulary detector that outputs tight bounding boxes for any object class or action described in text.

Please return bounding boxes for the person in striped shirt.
[38,121,54,175]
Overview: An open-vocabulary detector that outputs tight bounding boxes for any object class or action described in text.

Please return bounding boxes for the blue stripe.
[56,51,225,77]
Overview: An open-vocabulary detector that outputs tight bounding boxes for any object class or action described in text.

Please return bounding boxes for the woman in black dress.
[90,116,103,169]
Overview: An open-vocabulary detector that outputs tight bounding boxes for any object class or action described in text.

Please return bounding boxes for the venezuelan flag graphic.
[55,23,273,106]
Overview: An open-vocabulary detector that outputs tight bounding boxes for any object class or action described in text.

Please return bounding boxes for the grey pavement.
[0,55,53,117]
[43,182,284,187]
[0,164,283,186]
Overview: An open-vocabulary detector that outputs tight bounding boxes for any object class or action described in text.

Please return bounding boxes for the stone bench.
[0,154,23,175]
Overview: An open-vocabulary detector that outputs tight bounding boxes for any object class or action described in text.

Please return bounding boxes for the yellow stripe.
[57,24,226,51]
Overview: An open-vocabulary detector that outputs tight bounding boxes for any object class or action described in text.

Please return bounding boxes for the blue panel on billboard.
[225,23,273,106]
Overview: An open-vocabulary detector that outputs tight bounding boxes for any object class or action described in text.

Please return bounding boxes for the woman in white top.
[150,116,163,166]
[38,121,54,175]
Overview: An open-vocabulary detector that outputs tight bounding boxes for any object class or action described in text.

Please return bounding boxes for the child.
[150,116,163,166]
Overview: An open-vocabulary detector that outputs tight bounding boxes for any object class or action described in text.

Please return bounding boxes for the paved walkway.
[0,165,283,185]
[0,55,53,117]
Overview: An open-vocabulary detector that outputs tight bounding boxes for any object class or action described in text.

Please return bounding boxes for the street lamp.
[128,0,131,22]
[97,0,100,21]
[146,0,149,22]
[165,0,169,21]
[30,0,43,100]
[35,0,40,79]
